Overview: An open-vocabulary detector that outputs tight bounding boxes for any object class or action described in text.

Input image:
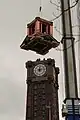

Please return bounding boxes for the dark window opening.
[29,28,31,35]
[40,23,41,32]
[48,25,50,34]
[32,24,35,34]
[42,24,46,33]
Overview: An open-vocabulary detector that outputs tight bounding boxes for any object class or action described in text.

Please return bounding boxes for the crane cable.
[40,0,42,11]
[39,0,42,16]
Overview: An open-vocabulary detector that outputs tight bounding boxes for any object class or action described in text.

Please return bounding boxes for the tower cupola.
[20,17,60,55]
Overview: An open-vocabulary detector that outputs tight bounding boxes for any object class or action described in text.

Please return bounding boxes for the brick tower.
[25,58,59,120]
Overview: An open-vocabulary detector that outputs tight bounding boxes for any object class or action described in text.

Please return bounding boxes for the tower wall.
[25,58,59,120]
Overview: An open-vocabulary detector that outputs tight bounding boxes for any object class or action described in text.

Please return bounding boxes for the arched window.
[48,25,50,34]
[32,23,35,34]
[42,23,47,33]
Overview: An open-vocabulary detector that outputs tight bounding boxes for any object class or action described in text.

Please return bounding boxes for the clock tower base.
[25,58,59,120]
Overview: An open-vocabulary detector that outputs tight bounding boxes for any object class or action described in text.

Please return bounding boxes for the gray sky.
[0,0,79,120]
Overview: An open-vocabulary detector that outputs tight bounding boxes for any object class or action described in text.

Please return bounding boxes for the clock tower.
[25,58,59,120]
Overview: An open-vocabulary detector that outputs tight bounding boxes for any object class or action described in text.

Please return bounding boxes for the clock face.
[34,64,46,76]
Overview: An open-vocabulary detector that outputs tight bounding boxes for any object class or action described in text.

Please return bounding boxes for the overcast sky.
[0,0,79,120]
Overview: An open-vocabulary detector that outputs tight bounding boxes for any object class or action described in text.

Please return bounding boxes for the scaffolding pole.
[60,0,80,119]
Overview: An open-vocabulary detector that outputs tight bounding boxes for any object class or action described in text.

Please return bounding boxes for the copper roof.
[27,17,53,27]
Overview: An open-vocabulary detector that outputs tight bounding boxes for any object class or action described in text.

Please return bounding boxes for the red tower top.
[20,17,59,55]
[27,17,53,36]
